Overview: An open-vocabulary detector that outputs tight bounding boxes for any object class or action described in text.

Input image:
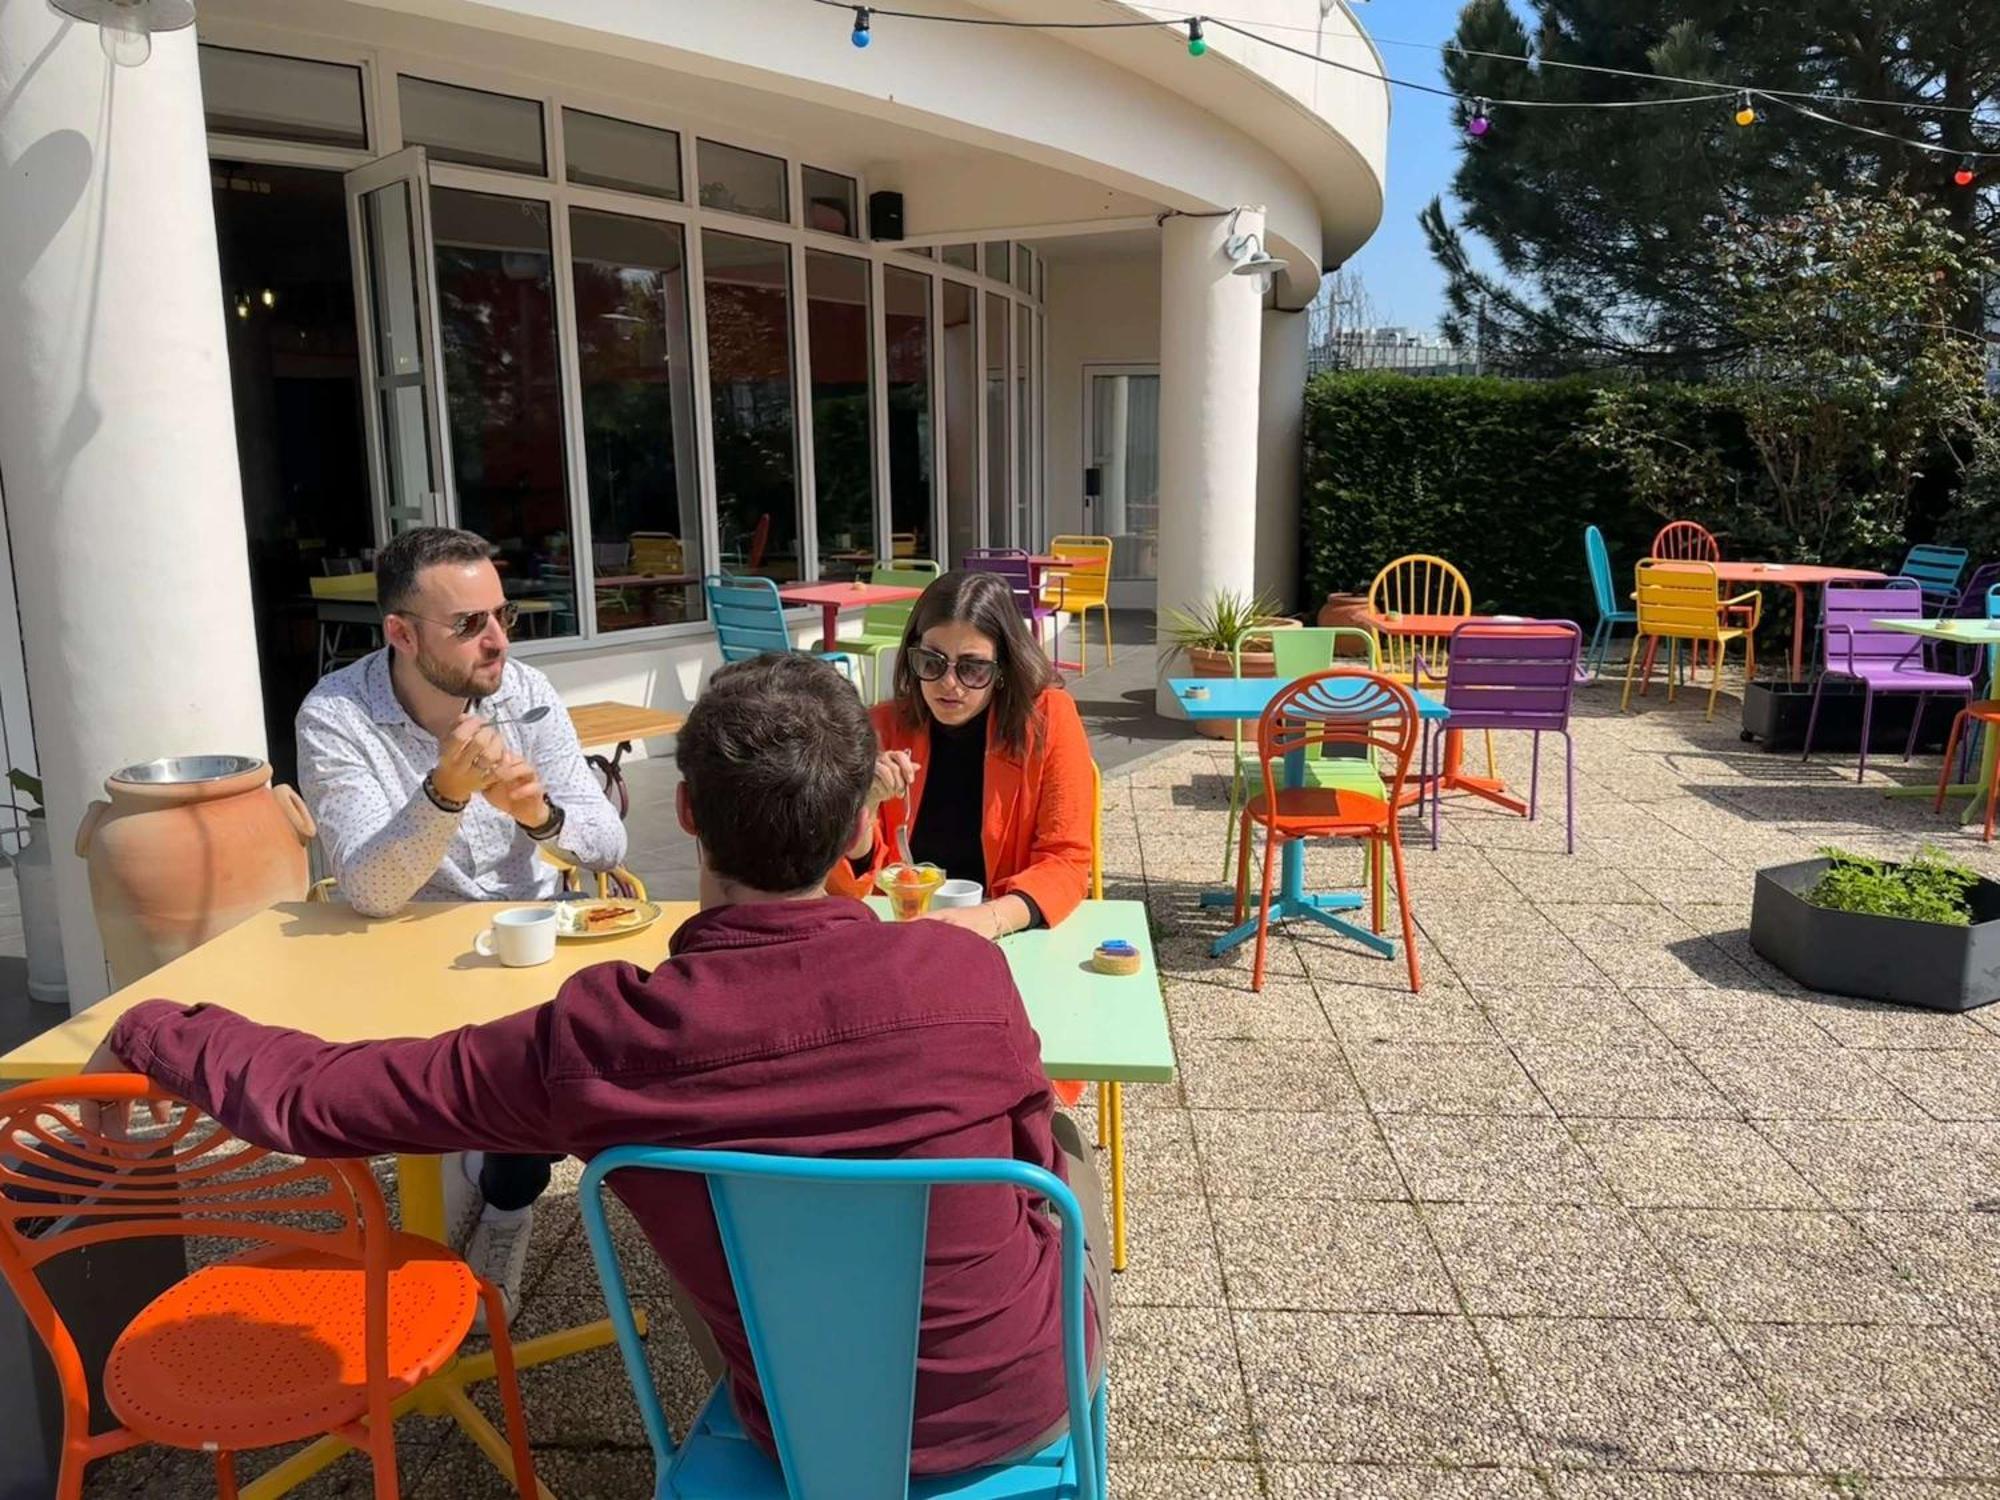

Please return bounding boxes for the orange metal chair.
[1937,700,2000,840]
[1233,670,1423,994]
[0,1076,538,1500]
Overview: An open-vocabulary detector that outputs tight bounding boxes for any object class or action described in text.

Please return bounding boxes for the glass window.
[984,241,1011,285]
[400,77,546,175]
[984,291,1010,546]
[941,280,977,564]
[570,208,702,632]
[1036,258,1046,301]
[1016,245,1034,294]
[908,246,934,259]
[431,189,575,636]
[563,109,681,200]
[200,47,367,149]
[942,243,977,272]
[697,140,788,223]
[702,231,801,581]
[1015,302,1032,549]
[802,166,860,238]
[805,251,875,579]
[884,267,934,568]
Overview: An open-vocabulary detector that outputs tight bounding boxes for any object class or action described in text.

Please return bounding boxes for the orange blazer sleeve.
[824,703,907,902]
[992,690,1094,928]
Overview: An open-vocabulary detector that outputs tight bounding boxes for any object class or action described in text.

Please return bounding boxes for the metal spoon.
[481,705,552,729]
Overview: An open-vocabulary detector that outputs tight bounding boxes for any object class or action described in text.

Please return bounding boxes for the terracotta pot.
[1316,592,1377,656]
[76,756,316,988]
[1180,619,1302,739]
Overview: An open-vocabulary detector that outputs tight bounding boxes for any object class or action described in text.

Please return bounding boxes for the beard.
[414,642,505,701]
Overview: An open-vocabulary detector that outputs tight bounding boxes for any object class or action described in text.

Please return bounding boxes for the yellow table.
[567,701,685,819]
[0,898,1174,1493]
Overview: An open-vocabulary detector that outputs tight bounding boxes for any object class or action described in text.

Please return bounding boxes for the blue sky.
[1340,0,1481,332]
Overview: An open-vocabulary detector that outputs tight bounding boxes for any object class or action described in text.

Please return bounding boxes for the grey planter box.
[1750,857,2000,1012]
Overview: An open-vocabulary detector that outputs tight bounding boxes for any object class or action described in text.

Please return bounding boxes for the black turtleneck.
[910,708,989,888]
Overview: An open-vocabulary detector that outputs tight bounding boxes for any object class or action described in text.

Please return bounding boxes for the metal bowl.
[110,755,266,787]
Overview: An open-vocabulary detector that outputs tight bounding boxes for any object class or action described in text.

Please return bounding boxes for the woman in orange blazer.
[829,569,1094,941]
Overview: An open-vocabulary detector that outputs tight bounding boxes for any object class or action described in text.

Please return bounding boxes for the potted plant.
[1749,844,2000,1012]
[3,769,66,1007]
[1164,589,1300,739]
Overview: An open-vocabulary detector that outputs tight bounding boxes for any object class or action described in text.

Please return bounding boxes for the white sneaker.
[465,1206,534,1331]
[441,1152,485,1252]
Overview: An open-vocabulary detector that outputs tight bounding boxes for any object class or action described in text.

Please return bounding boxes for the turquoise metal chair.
[579,1147,1106,1500]
[703,575,861,689]
[830,564,939,701]
[1219,628,1378,881]
[1584,525,1638,678]
[1896,544,1969,613]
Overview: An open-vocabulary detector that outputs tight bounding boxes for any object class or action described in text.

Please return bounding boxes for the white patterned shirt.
[297,651,628,917]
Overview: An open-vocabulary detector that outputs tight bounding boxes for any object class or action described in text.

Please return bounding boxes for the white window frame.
[195,20,1046,659]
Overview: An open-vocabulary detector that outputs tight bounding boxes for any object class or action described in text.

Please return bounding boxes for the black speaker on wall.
[868,191,905,241]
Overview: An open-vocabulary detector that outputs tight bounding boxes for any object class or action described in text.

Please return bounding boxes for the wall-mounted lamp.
[47,0,195,68]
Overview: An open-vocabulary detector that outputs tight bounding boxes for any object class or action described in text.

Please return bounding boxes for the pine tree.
[1422,0,1998,372]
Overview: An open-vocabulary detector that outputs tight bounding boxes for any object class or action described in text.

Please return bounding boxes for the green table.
[1874,617,2000,821]
[868,896,1174,1082]
[869,895,1172,1272]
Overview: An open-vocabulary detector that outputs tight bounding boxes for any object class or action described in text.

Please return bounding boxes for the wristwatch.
[422,771,468,814]
[522,803,566,842]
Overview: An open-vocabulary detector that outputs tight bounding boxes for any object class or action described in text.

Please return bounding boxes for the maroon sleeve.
[108,995,565,1161]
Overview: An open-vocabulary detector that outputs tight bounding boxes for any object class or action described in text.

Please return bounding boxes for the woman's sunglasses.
[907,645,1000,690]
[396,602,522,640]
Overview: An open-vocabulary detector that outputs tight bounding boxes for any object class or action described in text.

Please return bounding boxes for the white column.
[1254,307,1309,612]
[1155,209,1264,709]
[0,15,267,1008]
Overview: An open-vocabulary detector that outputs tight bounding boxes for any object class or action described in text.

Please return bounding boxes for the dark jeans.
[480,1152,558,1213]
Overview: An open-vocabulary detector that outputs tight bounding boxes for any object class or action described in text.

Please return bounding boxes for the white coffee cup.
[475,906,560,967]
[932,879,984,909]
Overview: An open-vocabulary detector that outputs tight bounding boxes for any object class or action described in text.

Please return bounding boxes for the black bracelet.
[522,804,566,842]
[422,771,468,814]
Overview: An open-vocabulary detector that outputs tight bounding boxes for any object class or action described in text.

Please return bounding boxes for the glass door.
[1084,364,1159,607]
[344,148,450,538]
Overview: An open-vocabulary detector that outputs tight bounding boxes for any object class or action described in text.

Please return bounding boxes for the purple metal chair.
[1802,578,1976,782]
[962,548,1058,652]
[1435,621,1583,854]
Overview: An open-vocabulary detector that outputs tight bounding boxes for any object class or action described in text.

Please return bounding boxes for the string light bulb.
[1187,17,1206,57]
[1955,160,1976,187]
[1734,91,1757,127]
[1466,99,1491,138]
[851,6,870,47]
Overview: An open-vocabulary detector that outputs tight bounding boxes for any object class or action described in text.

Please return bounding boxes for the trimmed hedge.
[1301,374,1759,624]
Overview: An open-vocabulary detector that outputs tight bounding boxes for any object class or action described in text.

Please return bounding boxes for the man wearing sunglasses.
[295,525,626,1320]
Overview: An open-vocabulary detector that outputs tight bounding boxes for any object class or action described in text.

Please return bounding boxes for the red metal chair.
[1646,520,1752,681]
[1232,669,1423,994]
[0,1076,537,1500]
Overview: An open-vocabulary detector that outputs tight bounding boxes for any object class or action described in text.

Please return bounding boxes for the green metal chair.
[833,564,940,701]
[1220,628,1381,880]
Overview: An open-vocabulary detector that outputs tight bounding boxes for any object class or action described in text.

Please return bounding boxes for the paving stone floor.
[82,672,2000,1498]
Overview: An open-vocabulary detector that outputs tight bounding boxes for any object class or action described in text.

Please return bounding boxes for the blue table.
[1168,676,1449,960]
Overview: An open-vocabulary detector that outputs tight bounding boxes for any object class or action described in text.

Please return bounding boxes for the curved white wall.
[349,0,1386,305]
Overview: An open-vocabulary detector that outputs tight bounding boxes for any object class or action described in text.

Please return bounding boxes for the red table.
[1364,612,1546,816]
[1649,562,1886,681]
[777,580,925,653]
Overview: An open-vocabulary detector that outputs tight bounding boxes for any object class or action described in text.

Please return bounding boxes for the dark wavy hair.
[893,570,1056,756]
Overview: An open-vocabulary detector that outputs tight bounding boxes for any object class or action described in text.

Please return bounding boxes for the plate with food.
[555,898,664,940]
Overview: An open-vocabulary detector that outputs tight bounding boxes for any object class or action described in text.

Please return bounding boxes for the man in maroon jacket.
[91,653,1105,1477]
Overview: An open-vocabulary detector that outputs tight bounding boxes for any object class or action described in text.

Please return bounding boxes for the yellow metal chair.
[1044,535,1115,672]
[1368,552,1495,776]
[1621,560,1761,720]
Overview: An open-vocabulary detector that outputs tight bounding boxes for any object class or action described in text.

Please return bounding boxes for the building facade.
[0,0,1387,1003]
